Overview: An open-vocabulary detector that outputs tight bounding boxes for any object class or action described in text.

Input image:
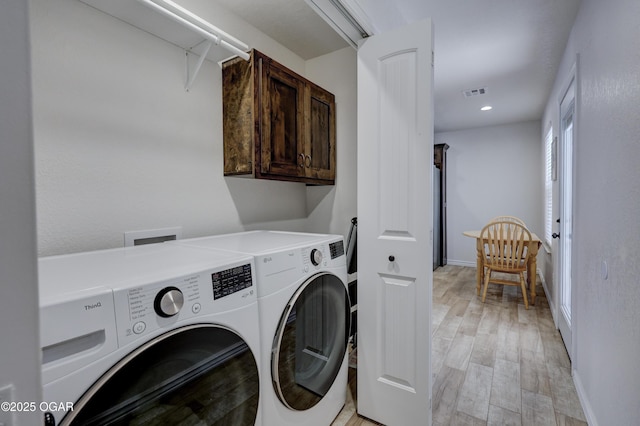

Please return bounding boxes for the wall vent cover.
[462,87,488,97]
[124,226,182,247]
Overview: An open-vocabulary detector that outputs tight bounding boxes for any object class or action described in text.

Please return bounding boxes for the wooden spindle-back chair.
[480,220,532,309]
[488,215,527,228]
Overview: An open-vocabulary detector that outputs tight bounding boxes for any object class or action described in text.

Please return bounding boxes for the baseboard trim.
[445,259,476,268]
[537,268,558,327]
[573,370,598,426]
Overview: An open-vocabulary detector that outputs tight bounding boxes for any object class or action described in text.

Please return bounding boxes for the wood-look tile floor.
[332,265,587,426]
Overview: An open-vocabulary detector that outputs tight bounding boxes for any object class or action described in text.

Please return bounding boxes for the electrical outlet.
[0,383,15,426]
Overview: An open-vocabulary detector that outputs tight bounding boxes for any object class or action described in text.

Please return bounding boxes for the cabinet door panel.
[261,62,305,177]
[306,84,336,181]
[271,80,298,163]
[222,57,255,175]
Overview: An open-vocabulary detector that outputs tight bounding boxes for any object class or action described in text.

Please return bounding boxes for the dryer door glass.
[272,273,350,410]
[60,325,259,426]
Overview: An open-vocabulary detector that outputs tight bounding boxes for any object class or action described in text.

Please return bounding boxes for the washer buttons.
[192,303,201,314]
[133,321,146,334]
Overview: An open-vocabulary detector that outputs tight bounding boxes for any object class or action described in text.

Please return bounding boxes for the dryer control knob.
[154,286,184,318]
[310,248,323,266]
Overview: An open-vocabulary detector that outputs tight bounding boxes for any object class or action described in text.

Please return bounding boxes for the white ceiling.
[214,0,582,133]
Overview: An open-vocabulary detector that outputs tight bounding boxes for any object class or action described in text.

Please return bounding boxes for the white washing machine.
[175,231,350,426]
[39,243,262,426]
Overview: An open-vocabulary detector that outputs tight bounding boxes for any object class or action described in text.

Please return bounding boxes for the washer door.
[272,273,350,411]
[61,325,259,426]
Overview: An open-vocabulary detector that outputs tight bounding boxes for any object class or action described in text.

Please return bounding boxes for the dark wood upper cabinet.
[222,49,336,185]
[306,82,336,181]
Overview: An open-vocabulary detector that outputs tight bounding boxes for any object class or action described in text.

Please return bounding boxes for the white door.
[357,19,434,425]
[557,70,576,358]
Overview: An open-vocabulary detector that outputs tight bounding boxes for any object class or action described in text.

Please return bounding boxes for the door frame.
[555,57,579,363]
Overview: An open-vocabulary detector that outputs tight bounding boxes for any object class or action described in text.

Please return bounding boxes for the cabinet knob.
[389,255,395,262]
[298,153,304,168]
[305,155,312,168]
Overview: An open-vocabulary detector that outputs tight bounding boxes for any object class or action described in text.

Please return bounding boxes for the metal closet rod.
[137,0,250,61]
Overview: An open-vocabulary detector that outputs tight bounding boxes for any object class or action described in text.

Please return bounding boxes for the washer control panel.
[302,240,345,273]
[113,262,254,347]
[329,240,345,259]
[254,237,345,298]
[212,264,252,300]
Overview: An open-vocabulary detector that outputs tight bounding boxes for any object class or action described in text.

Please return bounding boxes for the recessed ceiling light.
[481,105,493,111]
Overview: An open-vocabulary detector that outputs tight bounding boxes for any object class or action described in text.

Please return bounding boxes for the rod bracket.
[185,40,213,92]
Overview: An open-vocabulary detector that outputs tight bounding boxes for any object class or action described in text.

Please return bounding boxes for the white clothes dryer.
[175,231,350,426]
[39,243,262,426]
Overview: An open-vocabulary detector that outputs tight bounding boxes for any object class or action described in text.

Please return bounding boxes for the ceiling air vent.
[462,87,488,98]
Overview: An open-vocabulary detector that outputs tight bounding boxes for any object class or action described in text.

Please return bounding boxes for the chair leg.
[482,268,491,303]
[520,272,529,310]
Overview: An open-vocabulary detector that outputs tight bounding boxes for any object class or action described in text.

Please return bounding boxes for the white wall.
[305,47,358,240]
[354,0,406,33]
[30,0,332,256]
[436,121,543,266]
[542,0,640,424]
[0,1,42,424]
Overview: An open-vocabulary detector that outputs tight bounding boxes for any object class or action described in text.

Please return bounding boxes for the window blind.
[544,127,553,246]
